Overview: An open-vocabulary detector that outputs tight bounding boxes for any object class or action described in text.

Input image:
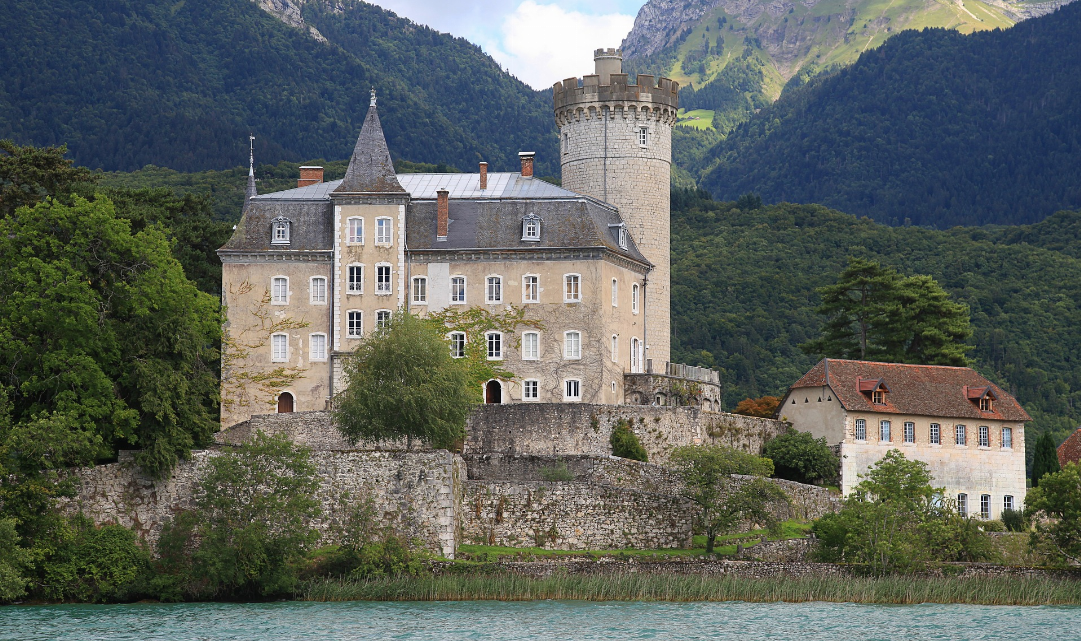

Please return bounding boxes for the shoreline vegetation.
[299,573,1081,606]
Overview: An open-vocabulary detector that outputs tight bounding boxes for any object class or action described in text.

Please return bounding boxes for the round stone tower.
[554,48,679,365]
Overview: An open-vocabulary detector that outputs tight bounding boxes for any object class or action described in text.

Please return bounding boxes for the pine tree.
[1032,431,1062,487]
[801,258,899,360]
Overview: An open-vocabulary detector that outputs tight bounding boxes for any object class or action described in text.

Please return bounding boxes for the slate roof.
[250,173,582,201]
[333,102,406,195]
[789,359,1030,422]
[1058,428,1081,468]
[219,200,333,252]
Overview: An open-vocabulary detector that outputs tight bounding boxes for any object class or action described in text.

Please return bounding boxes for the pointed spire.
[334,89,406,195]
[245,134,257,203]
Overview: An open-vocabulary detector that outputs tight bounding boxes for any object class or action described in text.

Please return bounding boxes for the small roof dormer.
[966,386,998,413]
[858,378,890,405]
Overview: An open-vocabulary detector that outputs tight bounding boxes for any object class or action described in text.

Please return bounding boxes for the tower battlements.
[553,72,679,120]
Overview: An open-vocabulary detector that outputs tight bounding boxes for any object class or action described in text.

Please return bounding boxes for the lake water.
[3,600,1078,640]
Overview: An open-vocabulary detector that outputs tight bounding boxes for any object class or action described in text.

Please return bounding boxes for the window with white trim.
[375,217,392,244]
[522,331,539,360]
[522,214,540,241]
[564,331,581,360]
[956,424,967,446]
[855,419,867,441]
[523,275,539,303]
[637,126,648,147]
[958,493,968,518]
[1002,427,1013,449]
[631,338,641,373]
[449,332,466,358]
[310,276,327,304]
[376,309,391,328]
[631,283,639,314]
[903,422,915,444]
[309,333,327,361]
[347,217,364,244]
[486,276,502,303]
[346,311,363,338]
[611,335,618,362]
[978,425,990,447]
[617,225,627,250]
[376,264,391,295]
[1003,495,1014,512]
[451,276,466,304]
[271,217,290,244]
[412,277,427,304]
[564,379,581,402]
[486,332,502,360]
[564,274,580,302]
[980,494,991,519]
[347,265,363,294]
[271,277,288,304]
[524,379,539,401]
[611,279,618,306]
[930,423,941,445]
[271,333,288,361]
[880,420,891,442]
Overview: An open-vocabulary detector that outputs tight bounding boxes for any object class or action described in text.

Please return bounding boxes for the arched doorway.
[277,391,294,413]
[485,380,502,404]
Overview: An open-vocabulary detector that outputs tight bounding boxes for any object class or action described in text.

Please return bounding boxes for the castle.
[218,49,720,427]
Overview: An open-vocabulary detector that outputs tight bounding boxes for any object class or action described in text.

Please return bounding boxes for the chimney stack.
[298,166,324,187]
[436,188,449,240]
[479,162,488,190]
[518,152,535,178]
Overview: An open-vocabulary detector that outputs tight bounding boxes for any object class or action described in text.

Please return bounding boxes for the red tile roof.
[1058,428,1081,468]
[789,359,1030,422]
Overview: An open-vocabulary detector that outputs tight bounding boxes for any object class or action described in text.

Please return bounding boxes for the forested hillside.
[0,0,557,175]
[670,189,1081,468]
[699,3,1081,227]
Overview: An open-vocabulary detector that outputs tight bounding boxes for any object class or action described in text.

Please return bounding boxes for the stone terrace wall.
[214,411,414,451]
[465,404,787,463]
[60,449,464,558]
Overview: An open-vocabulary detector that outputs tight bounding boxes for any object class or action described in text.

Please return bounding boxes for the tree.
[733,396,780,418]
[1032,431,1063,487]
[0,140,95,218]
[427,305,540,400]
[763,429,838,485]
[1025,462,1081,565]
[334,312,476,450]
[669,445,785,553]
[610,420,648,461]
[801,257,972,365]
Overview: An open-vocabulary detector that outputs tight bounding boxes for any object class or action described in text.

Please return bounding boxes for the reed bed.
[299,573,1081,606]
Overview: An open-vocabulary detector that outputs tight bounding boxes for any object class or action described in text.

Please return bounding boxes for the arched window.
[522,214,541,241]
[271,217,291,244]
[277,391,294,413]
[485,380,502,404]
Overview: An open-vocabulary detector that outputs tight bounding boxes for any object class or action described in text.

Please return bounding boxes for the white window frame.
[523,274,539,303]
[611,334,618,362]
[375,216,392,245]
[375,263,392,295]
[522,331,539,361]
[1003,495,1014,512]
[347,264,364,295]
[271,218,290,244]
[346,310,363,338]
[958,493,968,518]
[309,333,327,361]
[486,275,503,304]
[631,283,640,314]
[618,225,627,250]
[271,276,289,305]
[880,420,891,442]
[564,273,581,303]
[1002,427,1013,449]
[449,331,466,359]
[903,421,915,444]
[564,331,581,360]
[347,217,364,245]
[611,279,618,307]
[523,379,540,401]
[563,379,581,402]
[930,423,941,445]
[522,214,541,241]
[978,425,990,448]
[630,337,642,373]
[637,126,649,147]
[956,424,967,446]
[375,309,392,329]
[412,276,427,304]
[271,333,288,362]
[451,276,467,304]
[854,419,867,442]
[310,276,327,305]
[486,331,502,361]
[980,494,991,519]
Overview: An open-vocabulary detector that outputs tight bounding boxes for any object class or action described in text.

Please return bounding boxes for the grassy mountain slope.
[0,0,556,175]
[670,189,1081,469]
[698,3,1081,227]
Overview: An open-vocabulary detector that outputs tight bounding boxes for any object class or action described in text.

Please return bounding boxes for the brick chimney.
[518,152,535,178]
[298,166,323,187]
[479,162,488,190]
[436,188,449,240]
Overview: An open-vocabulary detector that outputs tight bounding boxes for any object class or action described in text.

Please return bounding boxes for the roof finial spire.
[370,88,377,108]
[248,133,255,177]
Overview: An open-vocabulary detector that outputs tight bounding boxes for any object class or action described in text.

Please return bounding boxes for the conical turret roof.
[334,91,406,195]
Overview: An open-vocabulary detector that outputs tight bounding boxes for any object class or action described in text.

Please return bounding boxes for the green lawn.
[676,109,716,130]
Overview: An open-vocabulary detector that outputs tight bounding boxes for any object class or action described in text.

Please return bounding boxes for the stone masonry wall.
[60,449,463,558]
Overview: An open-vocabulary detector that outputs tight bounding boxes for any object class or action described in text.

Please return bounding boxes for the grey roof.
[252,173,584,202]
[219,200,333,252]
[333,104,406,195]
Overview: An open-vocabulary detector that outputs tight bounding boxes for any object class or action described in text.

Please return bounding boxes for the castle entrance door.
[277,392,294,413]
[485,380,502,404]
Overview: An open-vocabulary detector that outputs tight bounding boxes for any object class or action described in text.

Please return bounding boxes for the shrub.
[610,420,648,462]
[1001,508,1026,532]
[0,518,30,602]
[540,461,575,482]
[763,429,838,485]
[732,396,780,418]
[38,516,150,603]
[310,501,431,580]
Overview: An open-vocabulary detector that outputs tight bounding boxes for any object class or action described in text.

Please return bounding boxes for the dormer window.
[522,214,541,241]
[271,216,291,245]
[609,222,628,250]
[967,386,997,412]
[980,397,993,412]
[858,378,889,405]
[872,390,884,404]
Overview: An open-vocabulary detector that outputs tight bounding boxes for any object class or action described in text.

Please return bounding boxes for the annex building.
[781,359,1029,519]
[218,49,720,427]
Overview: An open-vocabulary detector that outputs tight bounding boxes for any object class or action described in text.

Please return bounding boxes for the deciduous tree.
[1025,462,1081,565]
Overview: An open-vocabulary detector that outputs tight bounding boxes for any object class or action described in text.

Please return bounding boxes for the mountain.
[0,0,557,176]
[669,189,1081,469]
[697,2,1081,227]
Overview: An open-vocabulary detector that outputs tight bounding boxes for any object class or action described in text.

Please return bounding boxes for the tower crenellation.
[554,49,678,366]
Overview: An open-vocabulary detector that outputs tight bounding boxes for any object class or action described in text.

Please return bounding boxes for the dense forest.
[0,0,557,176]
[699,2,1081,228]
[670,188,1081,470]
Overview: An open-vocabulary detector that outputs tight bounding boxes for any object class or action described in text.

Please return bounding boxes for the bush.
[309,501,431,580]
[1001,508,1026,532]
[0,518,30,602]
[763,429,839,485]
[610,421,648,462]
[733,396,780,418]
[38,516,150,603]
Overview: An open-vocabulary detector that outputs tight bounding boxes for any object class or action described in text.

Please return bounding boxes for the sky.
[366,0,646,89]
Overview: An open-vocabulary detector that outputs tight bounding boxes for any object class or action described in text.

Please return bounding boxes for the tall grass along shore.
[300,573,1081,606]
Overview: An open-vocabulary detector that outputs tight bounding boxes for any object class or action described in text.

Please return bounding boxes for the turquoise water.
[2,601,1078,640]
